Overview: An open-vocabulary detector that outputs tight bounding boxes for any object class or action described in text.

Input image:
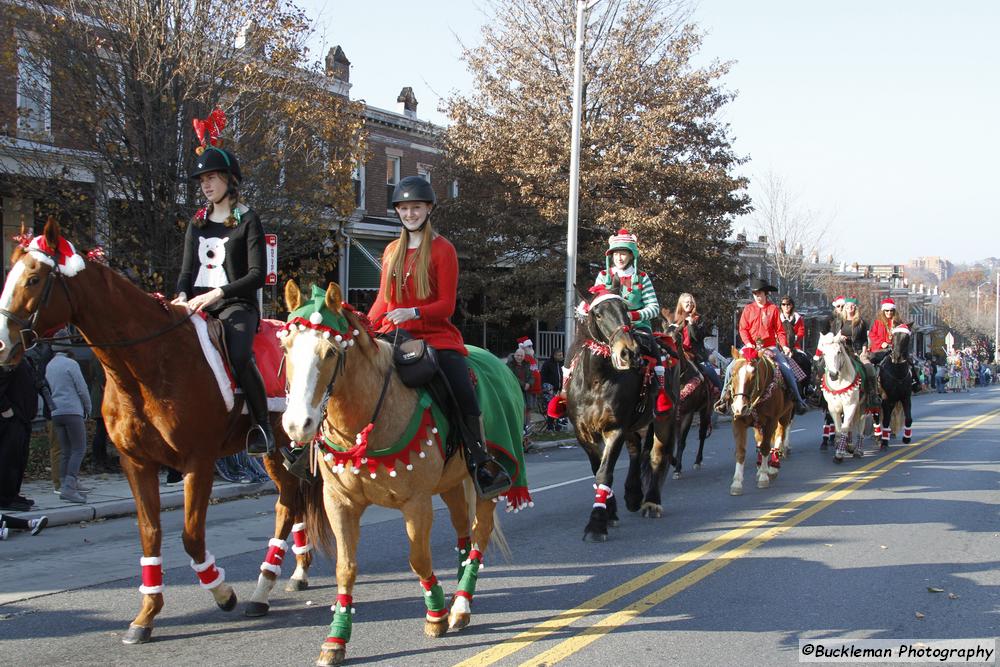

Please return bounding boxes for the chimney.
[325,46,351,83]
[397,87,418,119]
[758,235,768,243]
[736,232,746,242]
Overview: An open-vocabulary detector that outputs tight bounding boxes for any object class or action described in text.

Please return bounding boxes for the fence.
[536,330,565,359]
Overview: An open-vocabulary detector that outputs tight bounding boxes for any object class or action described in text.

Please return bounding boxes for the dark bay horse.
[565,291,675,541]
[656,319,713,479]
[279,281,526,666]
[0,220,316,643]
[876,325,915,448]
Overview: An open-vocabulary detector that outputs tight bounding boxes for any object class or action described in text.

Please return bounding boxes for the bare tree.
[749,170,831,295]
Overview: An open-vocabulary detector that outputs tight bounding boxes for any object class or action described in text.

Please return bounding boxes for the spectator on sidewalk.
[0,359,40,511]
[45,337,92,504]
[507,347,533,432]
[540,349,564,431]
[0,513,47,539]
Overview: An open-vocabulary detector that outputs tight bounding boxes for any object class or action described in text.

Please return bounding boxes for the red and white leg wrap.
[260,538,288,576]
[191,551,225,590]
[290,523,312,555]
[904,426,912,439]
[874,424,882,438]
[139,556,163,595]
[593,484,613,509]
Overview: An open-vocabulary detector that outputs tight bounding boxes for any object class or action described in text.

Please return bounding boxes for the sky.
[299,1,999,266]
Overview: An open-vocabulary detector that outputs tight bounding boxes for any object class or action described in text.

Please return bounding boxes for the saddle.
[201,315,286,409]
[377,330,463,459]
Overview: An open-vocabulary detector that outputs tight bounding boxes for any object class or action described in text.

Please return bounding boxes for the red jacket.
[739,300,788,349]
[868,319,897,352]
[780,312,806,351]
[525,354,542,394]
[368,236,467,355]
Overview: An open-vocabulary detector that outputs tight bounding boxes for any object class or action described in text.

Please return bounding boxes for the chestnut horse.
[0,220,315,643]
[280,281,528,667]
[728,346,794,495]
[565,291,675,541]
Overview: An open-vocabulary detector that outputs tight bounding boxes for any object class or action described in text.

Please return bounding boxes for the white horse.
[816,333,867,463]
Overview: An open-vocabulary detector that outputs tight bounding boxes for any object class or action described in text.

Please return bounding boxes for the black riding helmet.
[190,146,242,183]
[391,176,436,206]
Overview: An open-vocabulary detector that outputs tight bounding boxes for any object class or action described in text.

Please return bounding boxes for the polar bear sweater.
[176,206,266,315]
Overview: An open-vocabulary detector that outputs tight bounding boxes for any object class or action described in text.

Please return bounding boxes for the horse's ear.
[284,280,301,312]
[324,282,343,315]
[906,321,914,330]
[574,283,590,303]
[731,346,741,359]
[43,216,60,249]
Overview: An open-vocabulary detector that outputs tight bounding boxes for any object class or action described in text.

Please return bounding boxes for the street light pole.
[995,273,999,365]
[563,0,597,353]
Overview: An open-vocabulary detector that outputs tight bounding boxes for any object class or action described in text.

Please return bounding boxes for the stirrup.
[246,424,275,457]
[473,460,512,500]
[281,446,314,481]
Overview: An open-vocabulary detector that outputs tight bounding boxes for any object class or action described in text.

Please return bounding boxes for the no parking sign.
[265,234,278,285]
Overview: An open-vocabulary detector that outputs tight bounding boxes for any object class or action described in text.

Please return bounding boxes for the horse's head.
[0,218,82,367]
[280,280,363,443]
[730,349,765,419]
[581,288,638,370]
[816,332,849,380]
[890,323,912,363]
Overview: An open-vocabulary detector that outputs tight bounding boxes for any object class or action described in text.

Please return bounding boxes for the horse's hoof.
[640,503,663,518]
[672,471,682,480]
[833,456,843,464]
[767,472,778,481]
[757,479,770,489]
[424,620,448,638]
[285,578,309,592]
[122,624,153,645]
[607,517,620,528]
[852,449,863,458]
[820,442,828,450]
[730,486,743,496]
[244,601,269,617]
[449,613,471,631]
[902,437,911,444]
[583,529,608,542]
[217,590,238,612]
[879,442,888,451]
[693,463,701,470]
[316,646,346,666]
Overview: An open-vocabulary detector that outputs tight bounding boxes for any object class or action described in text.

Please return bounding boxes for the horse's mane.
[341,308,393,377]
[77,259,186,326]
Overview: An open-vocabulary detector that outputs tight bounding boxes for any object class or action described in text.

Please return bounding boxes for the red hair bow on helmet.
[192,108,227,155]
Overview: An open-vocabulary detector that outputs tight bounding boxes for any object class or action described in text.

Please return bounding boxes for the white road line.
[530,475,596,494]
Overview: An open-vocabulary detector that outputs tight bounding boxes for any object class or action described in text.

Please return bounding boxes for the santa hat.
[28,235,86,277]
[890,323,911,335]
[517,336,534,349]
[881,298,896,311]
[832,296,846,307]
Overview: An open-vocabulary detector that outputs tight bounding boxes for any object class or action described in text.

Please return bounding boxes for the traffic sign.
[265,234,278,285]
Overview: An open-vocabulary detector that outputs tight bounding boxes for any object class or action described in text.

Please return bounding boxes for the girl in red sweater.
[368,176,511,499]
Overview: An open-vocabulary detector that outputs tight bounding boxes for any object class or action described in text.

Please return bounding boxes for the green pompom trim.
[423,583,446,613]
[328,605,353,643]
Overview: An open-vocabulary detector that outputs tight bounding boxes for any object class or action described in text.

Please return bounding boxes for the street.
[2,387,999,666]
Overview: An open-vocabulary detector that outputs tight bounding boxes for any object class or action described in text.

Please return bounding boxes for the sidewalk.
[14,471,276,529]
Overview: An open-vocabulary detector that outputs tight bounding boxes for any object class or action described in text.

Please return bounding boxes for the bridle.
[586,294,635,350]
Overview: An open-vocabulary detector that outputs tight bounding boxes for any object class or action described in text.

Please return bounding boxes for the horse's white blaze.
[731,364,752,415]
[282,332,325,442]
[0,261,26,360]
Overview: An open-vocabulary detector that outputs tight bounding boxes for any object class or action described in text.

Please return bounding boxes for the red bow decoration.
[85,246,107,264]
[13,230,34,249]
[192,108,227,154]
[588,284,613,298]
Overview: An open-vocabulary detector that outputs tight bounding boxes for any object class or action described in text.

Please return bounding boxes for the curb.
[20,480,276,529]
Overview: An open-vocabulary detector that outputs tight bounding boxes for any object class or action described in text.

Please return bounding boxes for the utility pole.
[563,0,598,353]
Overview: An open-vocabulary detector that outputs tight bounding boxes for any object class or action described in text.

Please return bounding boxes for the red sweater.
[368,236,467,355]
[780,312,806,351]
[739,300,788,349]
[868,319,896,352]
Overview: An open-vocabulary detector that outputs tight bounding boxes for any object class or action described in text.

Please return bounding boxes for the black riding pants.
[437,350,481,418]
[215,305,259,375]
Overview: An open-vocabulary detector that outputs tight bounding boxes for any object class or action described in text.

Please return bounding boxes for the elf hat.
[604,228,641,273]
[843,296,858,305]
[881,298,896,311]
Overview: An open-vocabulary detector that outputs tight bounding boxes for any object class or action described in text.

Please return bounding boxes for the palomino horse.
[657,321,714,480]
[876,325,915,448]
[815,332,869,463]
[564,290,675,541]
[728,346,794,495]
[0,220,316,643]
[279,282,529,667]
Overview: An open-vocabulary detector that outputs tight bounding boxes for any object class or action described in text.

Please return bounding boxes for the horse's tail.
[466,478,512,563]
[303,472,336,558]
[891,402,904,434]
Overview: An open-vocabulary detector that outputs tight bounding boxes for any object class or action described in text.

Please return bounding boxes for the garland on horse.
[279,281,529,667]
[727,345,795,495]
[0,219,315,643]
[815,332,871,462]
[559,287,676,541]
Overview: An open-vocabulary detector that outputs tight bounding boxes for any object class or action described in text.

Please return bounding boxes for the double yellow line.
[456,407,1000,667]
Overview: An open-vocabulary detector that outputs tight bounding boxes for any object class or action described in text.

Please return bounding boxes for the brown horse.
[727,346,795,495]
[280,281,526,667]
[0,219,315,643]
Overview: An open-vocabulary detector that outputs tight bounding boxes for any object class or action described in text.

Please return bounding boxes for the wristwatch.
[413,308,420,319]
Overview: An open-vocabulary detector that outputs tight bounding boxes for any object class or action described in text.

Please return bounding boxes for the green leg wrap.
[457,558,481,598]
[423,583,446,614]
[327,603,353,644]
[456,545,471,582]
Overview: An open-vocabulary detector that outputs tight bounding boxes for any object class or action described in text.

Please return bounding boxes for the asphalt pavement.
[1,387,997,667]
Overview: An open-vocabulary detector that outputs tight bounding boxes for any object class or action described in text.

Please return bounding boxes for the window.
[16,35,51,137]
[416,164,431,184]
[386,155,400,211]
[352,160,365,209]
[448,179,459,199]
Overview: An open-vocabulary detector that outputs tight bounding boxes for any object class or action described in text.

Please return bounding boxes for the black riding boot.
[240,360,276,457]
[461,415,512,500]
